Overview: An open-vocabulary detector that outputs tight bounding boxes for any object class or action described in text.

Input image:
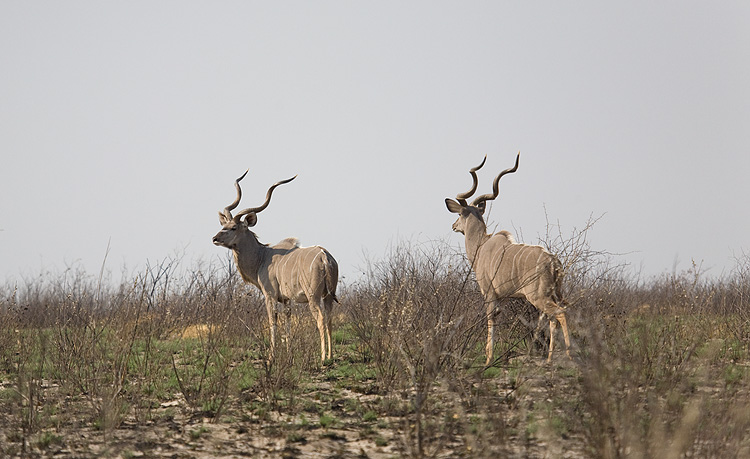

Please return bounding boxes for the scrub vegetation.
[2,231,750,457]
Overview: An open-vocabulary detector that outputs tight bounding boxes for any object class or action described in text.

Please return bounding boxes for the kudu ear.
[218,212,230,225]
[244,212,258,227]
[445,198,463,214]
[476,201,487,215]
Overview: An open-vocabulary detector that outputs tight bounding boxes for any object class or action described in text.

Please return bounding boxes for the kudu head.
[213,170,297,249]
[445,153,520,235]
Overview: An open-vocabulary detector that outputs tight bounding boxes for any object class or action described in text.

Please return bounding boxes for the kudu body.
[213,171,338,362]
[445,154,571,364]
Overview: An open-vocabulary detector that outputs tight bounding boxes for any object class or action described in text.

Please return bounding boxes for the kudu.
[445,154,571,364]
[213,171,339,363]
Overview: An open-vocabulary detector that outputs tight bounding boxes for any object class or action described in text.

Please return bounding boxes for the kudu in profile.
[213,171,339,363]
[445,154,571,364]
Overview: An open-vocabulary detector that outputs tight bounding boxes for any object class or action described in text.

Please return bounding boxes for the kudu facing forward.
[213,171,339,363]
[445,154,571,364]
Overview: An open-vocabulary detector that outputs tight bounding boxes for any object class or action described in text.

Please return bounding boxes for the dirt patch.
[170,324,219,340]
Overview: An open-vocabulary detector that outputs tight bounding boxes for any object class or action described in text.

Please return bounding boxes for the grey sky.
[2,1,749,284]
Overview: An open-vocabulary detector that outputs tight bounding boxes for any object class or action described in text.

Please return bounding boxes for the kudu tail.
[321,250,339,303]
[551,256,565,307]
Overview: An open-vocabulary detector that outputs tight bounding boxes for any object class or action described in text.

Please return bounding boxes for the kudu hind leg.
[533,298,571,363]
[556,311,572,360]
[309,301,327,363]
[546,309,572,362]
[324,299,334,360]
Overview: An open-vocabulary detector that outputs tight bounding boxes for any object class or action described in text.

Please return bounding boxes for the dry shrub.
[0,253,263,437]
[343,239,492,456]
[532,216,750,458]
[344,240,483,389]
[571,259,750,458]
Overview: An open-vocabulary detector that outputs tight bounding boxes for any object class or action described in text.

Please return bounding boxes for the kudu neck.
[232,232,269,286]
[463,214,490,265]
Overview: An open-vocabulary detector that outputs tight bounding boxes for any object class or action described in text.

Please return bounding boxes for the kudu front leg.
[284,306,292,354]
[485,301,496,366]
[529,312,545,357]
[266,298,279,361]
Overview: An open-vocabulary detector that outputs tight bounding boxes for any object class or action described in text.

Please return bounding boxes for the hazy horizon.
[2,2,749,285]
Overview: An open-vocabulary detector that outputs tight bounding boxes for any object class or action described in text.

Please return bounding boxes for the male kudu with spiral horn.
[445,154,571,364]
[213,171,339,363]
